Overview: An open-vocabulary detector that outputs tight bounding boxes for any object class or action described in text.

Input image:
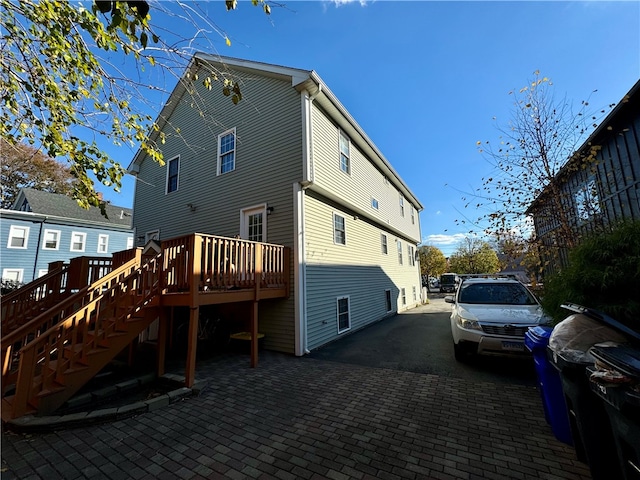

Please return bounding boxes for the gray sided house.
[0,188,134,284]
[528,79,640,274]
[129,55,424,355]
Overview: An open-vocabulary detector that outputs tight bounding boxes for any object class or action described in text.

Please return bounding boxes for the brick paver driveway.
[2,349,590,479]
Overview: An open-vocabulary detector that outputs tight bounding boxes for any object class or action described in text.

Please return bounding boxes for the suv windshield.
[458,282,537,305]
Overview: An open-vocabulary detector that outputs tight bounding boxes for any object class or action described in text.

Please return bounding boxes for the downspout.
[32,219,45,281]
[295,84,321,356]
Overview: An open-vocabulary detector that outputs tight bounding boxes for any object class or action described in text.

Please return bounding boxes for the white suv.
[446,277,550,361]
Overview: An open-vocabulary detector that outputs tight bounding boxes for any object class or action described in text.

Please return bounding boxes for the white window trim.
[126,237,134,249]
[165,155,180,194]
[70,231,87,252]
[399,195,405,217]
[333,213,346,246]
[42,229,61,250]
[411,205,415,225]
[408,245,415,267]
[381,234,388,254]
[412,286,417,301]
[339,130,351,175]
[7,225,29,249]
[217,127,237,176]
[240,203,267,242]
[337,295,351,334]
[38,269,48,278]
[371,198,379,210]
[97,234,109,253]
[401,287,407,306]
[397,239,403,265]
[2,268,24,282]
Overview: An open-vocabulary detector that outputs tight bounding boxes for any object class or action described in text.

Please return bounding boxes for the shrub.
[541,220,640,327]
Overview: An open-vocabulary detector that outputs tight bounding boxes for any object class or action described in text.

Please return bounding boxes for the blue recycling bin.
[524,326,573,445]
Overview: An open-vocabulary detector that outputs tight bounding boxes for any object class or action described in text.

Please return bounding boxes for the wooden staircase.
[1,252,161,421]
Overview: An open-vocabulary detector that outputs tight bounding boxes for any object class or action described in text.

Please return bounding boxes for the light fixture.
[187,203,196,212]
[266,206,274,215]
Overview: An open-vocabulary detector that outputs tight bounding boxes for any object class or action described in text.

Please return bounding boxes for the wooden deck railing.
[6,253,160,419]
[1,251,143,396]
[161,233,289,296]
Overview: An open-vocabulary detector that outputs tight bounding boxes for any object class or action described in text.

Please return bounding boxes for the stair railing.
[7,253,161,419]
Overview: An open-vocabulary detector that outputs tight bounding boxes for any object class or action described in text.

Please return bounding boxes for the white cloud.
[435,210,441,215]
[328,0,369,6]
[423,233,466,246]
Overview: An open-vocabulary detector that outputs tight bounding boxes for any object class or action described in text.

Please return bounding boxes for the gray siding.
[304,192,421,350]
[132,66,303,353]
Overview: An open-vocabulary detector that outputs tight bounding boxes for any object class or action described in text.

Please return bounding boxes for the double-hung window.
[97,234,109,253]
[218,128,236,175]
[166,156,180,193]
[70,232,86,252]
[42,230,60,250]
[333,214,346,245]
[397,240,403,264]
[381,234,388,254]
[337,296,351,333]
[7,225,29,249]
[339,131,350,174]
[408,245,415,266]
[399,195,405,217]
[411,205,415,225]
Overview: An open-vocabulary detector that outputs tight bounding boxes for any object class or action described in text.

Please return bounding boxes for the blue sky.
[96,0,640,257]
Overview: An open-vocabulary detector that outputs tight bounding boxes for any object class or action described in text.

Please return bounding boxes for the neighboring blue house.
[0,189,133,284]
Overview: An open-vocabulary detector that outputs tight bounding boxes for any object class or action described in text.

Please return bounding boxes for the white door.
[240,205,267,242]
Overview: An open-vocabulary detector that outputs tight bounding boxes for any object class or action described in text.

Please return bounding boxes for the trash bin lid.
[591,344,640,380]
[524,326,553,351]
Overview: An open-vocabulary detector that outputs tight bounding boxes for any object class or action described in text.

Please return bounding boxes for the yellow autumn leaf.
[225,36,231,47]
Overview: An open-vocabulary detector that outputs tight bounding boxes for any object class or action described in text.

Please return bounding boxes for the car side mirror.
[444,295,454,304]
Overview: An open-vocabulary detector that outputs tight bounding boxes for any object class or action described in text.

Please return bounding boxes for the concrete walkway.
[1,349,590,479]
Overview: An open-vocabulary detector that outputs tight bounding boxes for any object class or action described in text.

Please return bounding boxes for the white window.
[397,240,403,265]
[411,205,415,225]
[413,286,417,301]
[339,131,350,174]
[42,229,60,250]
[217,128,236,175]
[126,237,134,249]
[166,156,180,193]
[70,232,86,252]
[401,288,406,306]
[575,177,601,221]
[399,195,405,217]
[337,296,351,333]
[408,245,415,266]
[385,289,392,312]
[371,198,379,210]
[2,269,23,283]
[333,214,346,245]
[7,225,29,249]
[38,269,48,278]
[381,234,388,254]
[241,205,267,242]
[97,234,109,253]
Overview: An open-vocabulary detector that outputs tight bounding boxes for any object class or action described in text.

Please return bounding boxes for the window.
[371,198,379,210]
[2,269,23,283]
[38,269,48,278]
[385,289,392,312]
[381,234,388,254]
[126,237,134,249]
[412,286,417,301]
[97,234,109,253]
[333,214,346,245]
[70,232,86,252]
[408,245,415,266]
[42,229,60,250]
[218,128,236,175]
[7,225,29,249]
[247,212,264,242]
[166,156,180,193]
[399,195,405,217]
[339,131,350,174]
[337,296,350,333]
[401,288,406,306]
[411,205,415,225]
[397,240,403,264]
[575,177,601,221]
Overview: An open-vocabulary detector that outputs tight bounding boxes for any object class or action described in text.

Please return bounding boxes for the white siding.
[304,192,421,350]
